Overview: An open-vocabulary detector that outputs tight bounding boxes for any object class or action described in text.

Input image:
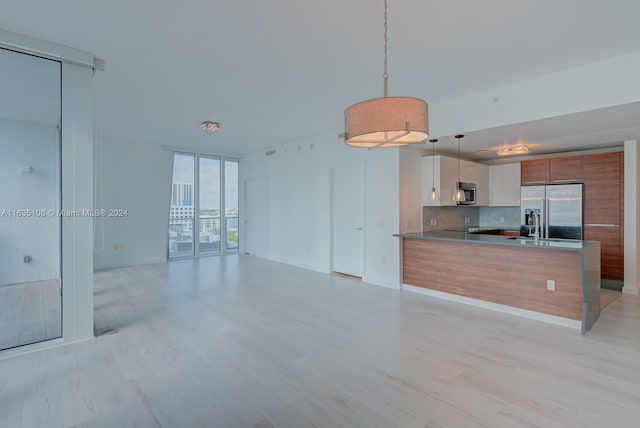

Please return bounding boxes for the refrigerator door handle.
[545,198,550,239]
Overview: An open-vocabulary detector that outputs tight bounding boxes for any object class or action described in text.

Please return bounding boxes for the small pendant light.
[453,134,466,202]
[429,139,438,201]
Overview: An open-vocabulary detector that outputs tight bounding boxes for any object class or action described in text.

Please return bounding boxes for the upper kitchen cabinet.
[521,159,550,185]
[422,155,457,206]
[490,163,521,206]
[550,156,583,183]
[422,156,489,206]
[521,156,583,185]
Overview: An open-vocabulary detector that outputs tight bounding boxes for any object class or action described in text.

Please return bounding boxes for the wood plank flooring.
[1,255,640,427]
[0,280,61,351]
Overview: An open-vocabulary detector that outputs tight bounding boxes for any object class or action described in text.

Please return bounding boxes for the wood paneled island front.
[397,231,601,334]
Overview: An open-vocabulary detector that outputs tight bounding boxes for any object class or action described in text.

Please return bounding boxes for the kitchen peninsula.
[397,231,601,334]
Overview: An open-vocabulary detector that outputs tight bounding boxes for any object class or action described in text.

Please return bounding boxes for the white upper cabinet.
[422,156,490,206]
[422,155,456,206]
[461,160,490,206]
[490,163,521,206]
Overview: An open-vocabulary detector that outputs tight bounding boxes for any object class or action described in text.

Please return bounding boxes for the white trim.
[94,257,167,271]
[163,144,242,159]
[0,336,94,361]
[363,276,401,290]
[402,284,582,330]
[0,28,94,68]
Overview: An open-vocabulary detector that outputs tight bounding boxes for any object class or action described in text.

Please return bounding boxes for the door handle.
[355,227,363,230]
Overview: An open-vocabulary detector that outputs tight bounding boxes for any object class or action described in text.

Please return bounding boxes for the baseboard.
[363,276,401,290]
[0,335,95,361]
[267,256,330,275]
[402,284,581,330]
[622,282,639,295]
[94,257,167,271]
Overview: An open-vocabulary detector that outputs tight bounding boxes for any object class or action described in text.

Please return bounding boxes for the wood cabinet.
[521,156,583,185]
[521,159,550,185]
[490,163,521,206]
[582,152,624,280]
[550,156,583,183]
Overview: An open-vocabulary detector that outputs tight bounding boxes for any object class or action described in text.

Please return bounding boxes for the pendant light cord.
[383,0,389,97]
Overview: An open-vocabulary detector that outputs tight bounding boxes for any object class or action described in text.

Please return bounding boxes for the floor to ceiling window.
[168,152,239,259]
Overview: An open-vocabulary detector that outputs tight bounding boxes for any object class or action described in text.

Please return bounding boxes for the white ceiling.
[2,0,640,156]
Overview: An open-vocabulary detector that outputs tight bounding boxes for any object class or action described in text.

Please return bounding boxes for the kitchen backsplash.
[479,206,520,229]
[422,206,519,231]
[422,206,479,231]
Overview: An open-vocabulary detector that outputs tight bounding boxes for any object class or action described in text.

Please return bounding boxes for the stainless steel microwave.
[456,182,476,205]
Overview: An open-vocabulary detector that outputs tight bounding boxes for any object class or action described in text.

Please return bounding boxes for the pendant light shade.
[453,134,466,202]
[345,97,429,148]
[343,0,429,148]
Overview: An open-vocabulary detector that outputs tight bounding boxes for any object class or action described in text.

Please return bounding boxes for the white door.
[332,165,364,277]
[244,178,268,257]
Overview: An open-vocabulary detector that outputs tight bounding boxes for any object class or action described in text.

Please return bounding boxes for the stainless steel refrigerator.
[520,184,583,240]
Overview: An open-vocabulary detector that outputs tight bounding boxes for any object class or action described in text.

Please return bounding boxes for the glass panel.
[168,153,195,258]
[0,48,62,350]
[225,159,239,252]
[199,156,221,255]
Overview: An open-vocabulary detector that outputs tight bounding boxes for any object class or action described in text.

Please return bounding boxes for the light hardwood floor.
[1,255,640,427]
[0,280,61,351]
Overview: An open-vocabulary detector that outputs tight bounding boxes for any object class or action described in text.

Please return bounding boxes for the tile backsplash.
[423,206,520,231]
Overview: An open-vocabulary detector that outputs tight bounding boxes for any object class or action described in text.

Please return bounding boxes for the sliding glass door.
[168,153,238,259]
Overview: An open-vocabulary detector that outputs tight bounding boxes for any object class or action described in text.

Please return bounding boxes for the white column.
[623,140,639,295]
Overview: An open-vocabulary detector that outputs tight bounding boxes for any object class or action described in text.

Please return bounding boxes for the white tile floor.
[1,255,639,427]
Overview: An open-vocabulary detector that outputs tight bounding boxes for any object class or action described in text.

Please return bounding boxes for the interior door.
[244,177,268,257]
[332,165,364,277]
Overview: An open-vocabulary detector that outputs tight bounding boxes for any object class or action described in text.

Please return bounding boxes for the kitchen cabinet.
[520,159,550,185]
[490,163,520,206]
[521,156,583,185]
[422,155,458,206]
[583,151,624,281]
[422,155,489,206]
[550,156,582,183]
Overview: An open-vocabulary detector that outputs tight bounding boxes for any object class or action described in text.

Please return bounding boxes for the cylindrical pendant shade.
[344,97,429,148]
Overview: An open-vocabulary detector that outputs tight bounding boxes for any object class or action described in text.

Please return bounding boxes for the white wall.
[0,119,59,286]
[431,49,640,137]
[399,146,429,234]
[93,138,173,270]
[624,140,639,295]
[241,131,402,289]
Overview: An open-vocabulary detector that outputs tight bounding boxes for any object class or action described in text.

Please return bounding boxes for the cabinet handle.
[585,224,616,227]
[522,180,546,184]
[552,179,580,183]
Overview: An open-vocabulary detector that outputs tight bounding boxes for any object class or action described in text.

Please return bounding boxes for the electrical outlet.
[547,279,556,291]
[500,217,505,223]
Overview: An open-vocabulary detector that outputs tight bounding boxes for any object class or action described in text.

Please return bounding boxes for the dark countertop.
[395,230,598,251]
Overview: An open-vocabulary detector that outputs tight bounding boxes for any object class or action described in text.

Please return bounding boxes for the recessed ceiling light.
[496,145,529,156]
[201,121,220,134]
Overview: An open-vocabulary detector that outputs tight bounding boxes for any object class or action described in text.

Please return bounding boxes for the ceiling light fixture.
[342,0,428,148]
[454,135,466,203]
[429,139,439,201]
[201,121,220,134]
[496,144,529,156]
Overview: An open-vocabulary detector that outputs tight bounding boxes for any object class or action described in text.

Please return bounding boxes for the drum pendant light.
[343,0,429,148]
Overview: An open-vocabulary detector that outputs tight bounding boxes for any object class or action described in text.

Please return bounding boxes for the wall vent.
[266,149,276,156]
